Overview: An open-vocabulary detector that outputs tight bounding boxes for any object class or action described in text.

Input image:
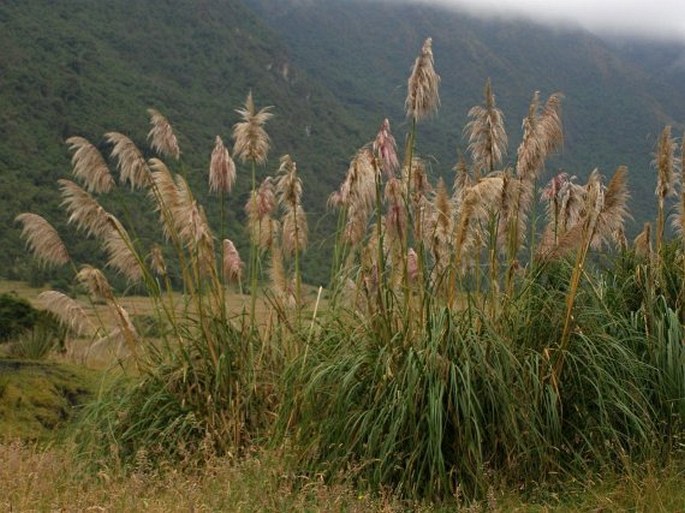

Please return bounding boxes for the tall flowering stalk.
[147,109,180,160]
[404,37,440,309]
[233,91,273,325]
[276,155,308,309]
[554,167,629,379]
[654,125,677,258]
[464,78,507,179]
[209,135,237,314]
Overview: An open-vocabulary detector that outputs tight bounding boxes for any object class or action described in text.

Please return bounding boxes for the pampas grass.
[147,108,180,160]
[65,136,115,194]
[405,38,440,122]
[15,213,70,268]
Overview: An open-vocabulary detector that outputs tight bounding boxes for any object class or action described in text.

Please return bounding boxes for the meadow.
[2,37,685,510]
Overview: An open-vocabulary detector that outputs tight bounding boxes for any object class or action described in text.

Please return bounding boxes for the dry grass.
[1,441,683,512]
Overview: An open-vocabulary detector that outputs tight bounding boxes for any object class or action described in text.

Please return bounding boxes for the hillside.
[0,0,367,285]
[245,0,685,228]
[3,0,685,287]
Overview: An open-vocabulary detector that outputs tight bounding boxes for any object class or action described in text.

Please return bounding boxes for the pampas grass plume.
[147,108,180,160]
[405,37,440,121]
[65,136,115,194]
[15,213,70,268]
[233,91,273,165]
[209,135,236,194]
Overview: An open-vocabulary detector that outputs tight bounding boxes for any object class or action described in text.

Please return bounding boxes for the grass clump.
[11,35,685,505]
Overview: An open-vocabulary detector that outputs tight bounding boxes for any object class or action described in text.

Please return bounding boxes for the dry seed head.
[147,108,180,160]
[464,78,507,176]
[407,248,419,282]
[405,37,441,121]
[15,213,69,268]
[65,136,115,193]
[384,177,406,244]
[106,132,151,189]
[373,118,399,178]
[276,154,303,209]
[104,215,143,283]
[233,91,273,165]
[282,204,308,256]
[634,222,652,259]
[149,244,167,276]
[222,239,244,284]
[38,290,93,336]
[58,179,111,238]
[592,166,630,250]
[209,135,236,194]
[654,125,677,200]
[148,158,180,240]
[76,265,114,302]
[270,243,292,305]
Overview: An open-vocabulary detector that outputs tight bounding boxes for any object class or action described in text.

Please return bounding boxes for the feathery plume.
[209,135,236,194]
[282,204,308,256]
[654,125,677,200]
[106,132,151,189]
[634,222,652,260]
[275,155,303,209]
[464,78,507,177]
[222,239,244,284]
[453,176,505,266]
[405,37,441,121]
[333,147,376,245]
[452,154,472,208]
[147,108,180,160]
[270,243,292,305]
[232,91,273,165]
[245,177,277,250]
[38,291,93,336]
[15,213,69,268]
[675,133,685,238]
[76,265,114,302]
[103,215,143,283]
[373,118,399,178]
[148,158,180,240]
[149,244,167,276]
[65,136,115,194]
[430,178,453,266]
[592,166,629,250]
[58,179,110,238]
[407,248,419,282]
[384,177,406,245]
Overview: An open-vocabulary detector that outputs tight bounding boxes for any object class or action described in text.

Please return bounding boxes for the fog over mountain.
[396,0,685,41]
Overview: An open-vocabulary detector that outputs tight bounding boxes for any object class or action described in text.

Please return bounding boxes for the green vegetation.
[2,2,685,510]
[0,359,94,440]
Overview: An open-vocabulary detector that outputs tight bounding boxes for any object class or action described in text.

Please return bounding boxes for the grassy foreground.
[1,440,684,512]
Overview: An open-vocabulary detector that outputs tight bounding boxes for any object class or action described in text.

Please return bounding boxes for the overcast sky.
[409,0,685,41]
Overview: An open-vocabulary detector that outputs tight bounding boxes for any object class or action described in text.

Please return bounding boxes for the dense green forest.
[2,0,684,287]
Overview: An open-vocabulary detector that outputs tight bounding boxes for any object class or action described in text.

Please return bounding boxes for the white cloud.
[408,0,685,40]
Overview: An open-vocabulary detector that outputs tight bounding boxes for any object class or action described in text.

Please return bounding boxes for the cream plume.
[106,132,151,189]
[76,265,114,302]
[222,239,244,284]
[15,213,69,268]
[373,118,399,177]
[147,108,180,160]
[405,37,440,121]
[65,136,115,194]
[149,244,167,276]
[209,135,236,194]
[148,158,180,241]
[38,291,93,336]
[232,91,273,165]
[464,78,507,177]
[58,179,110,238]
[103,215,143,283]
